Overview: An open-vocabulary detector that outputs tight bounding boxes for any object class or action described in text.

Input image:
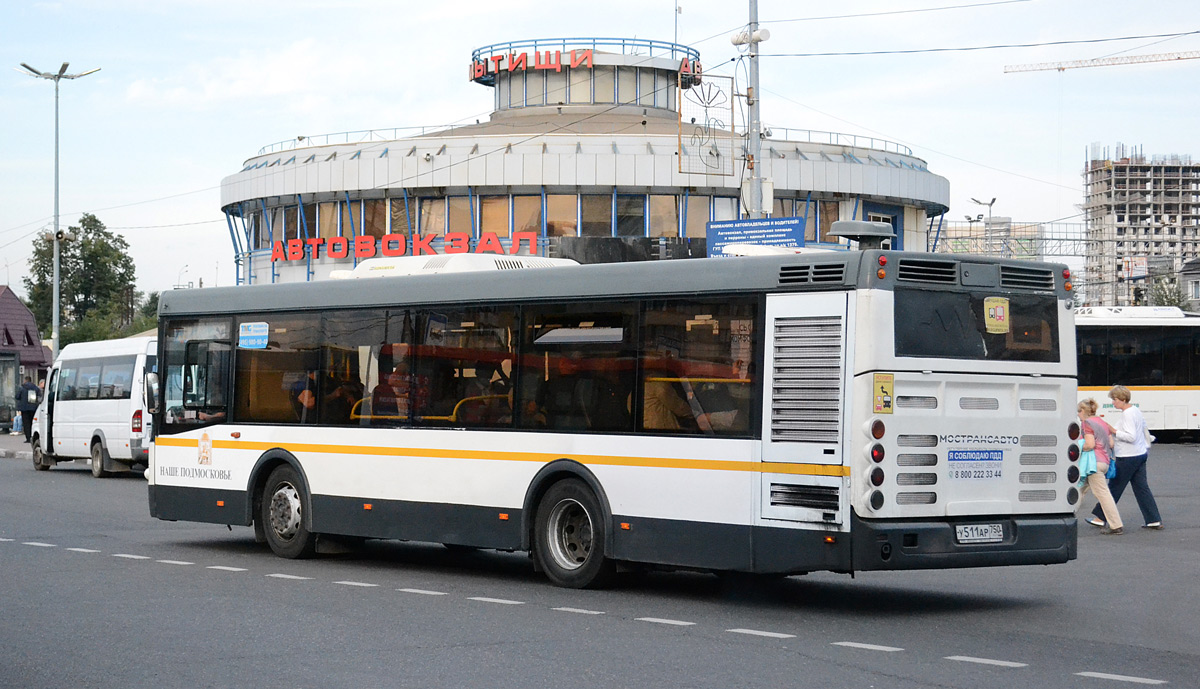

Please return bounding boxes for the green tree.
[1149,276,1189,309]
[23,213,139,344]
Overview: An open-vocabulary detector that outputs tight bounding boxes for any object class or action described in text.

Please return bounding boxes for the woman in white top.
[1088,385,1163,530]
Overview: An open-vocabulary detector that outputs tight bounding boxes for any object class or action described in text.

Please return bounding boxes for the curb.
[0,448,34,461]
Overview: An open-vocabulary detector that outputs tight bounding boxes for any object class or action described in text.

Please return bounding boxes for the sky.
[2,0,1199,301]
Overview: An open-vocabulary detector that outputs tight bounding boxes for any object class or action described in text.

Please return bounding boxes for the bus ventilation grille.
[897,453,938,466]
[897,434,938,447]
[1000,265,1055,290]
[1018,490,1056,502]
[1019,398,1057,411]
[770,316,843,443]
[1019,453,1057,466]
[778,263,847,286]
[423,256,452,270]
[896,396,938,409]
[1020,435,1058,447]
[1019,471,1057,484]
[897,473,938,486]
[897,258,957,283]
[769,483,839,511]
[959,397,999,410]
[896,492,936,505]
[494,259,528,270]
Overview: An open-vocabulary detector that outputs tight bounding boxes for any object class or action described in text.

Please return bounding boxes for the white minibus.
[32,336,157,477]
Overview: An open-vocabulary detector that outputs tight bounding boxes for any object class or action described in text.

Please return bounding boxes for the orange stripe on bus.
[153,436,850,477]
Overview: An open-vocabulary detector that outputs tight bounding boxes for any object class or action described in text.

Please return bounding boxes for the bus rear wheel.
[260,465,316,559]
[90,442,110,478]
[534,479,614,589]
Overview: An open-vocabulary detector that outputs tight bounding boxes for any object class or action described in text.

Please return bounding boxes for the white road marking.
[266,573,312,580]
[22,542,56,547]
[156,560,194,566]
[398,588,447,596]
[0,538,13,542]
[946,655,1027,668]
[553,607,606,615]
[112,554,150,560]
[207,566,248,572]
[334,581,378,588]
[728,628,795,639]
[832,641,904,652]
[468,597,524,605]
[67,548,100,553]
[1074,671,1167,685]
[636,617,696,627]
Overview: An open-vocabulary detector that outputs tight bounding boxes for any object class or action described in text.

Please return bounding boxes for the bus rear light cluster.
[1067,422,1080,440]
[870,419,886,440]
[1067,487,1079,505]
[870,467,885,487]
[870,444,885,462]
[131,409,143,433]
[1067,443,1080,462]
[870,490,885,510]
[1067,465,1080,483]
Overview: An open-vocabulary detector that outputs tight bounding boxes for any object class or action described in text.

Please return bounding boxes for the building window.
[648,196,680,237]
[1190,280,1200,300]
[546,69,567,106]
[683,195,710,238]
[362,200,387,239]
[513,195,542,235]
[819,201,840,242]
[546,195,577,236]
[390,198,414,236]
[419,198,446,238]
[526,70,545,106]
[340,201,362,237]
[447,197,473,235]
[616,195,645,237]
[479,196,510,237]
[568,67,590,104]
[581,195,612,236]
[594,66,615,104]
[617,66,637,104]
[318,202,339,240]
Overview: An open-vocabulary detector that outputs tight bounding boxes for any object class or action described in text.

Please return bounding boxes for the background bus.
[148,250,1078,588]
[33,335,157,477]
[1076,305,1200,438]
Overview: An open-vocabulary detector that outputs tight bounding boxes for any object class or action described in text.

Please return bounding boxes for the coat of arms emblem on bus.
[198,432,213,465]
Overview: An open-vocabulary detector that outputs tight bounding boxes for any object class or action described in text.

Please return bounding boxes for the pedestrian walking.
[1089,385,1163,530]
[1077,398,1123,534]
[15,375,41,444]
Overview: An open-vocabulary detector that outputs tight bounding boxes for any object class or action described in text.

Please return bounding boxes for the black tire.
[32,438,49,471]
[90,441,110,478]
[533,479,615,589]
[260,465,316,559]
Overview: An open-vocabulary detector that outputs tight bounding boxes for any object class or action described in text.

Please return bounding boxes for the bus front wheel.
[32,439,49,471]
[260,465,316,559]
[533,479,615,589]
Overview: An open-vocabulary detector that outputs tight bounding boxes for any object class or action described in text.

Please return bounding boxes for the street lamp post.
[18,61,100,359]
[970,197,996,256]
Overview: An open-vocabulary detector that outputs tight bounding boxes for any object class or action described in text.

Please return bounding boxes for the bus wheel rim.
[269,483,303,541]
[547,498,592,571]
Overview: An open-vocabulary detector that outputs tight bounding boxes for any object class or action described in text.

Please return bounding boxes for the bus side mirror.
[145,372,159,414]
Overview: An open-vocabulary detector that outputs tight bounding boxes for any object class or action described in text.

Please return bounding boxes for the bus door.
[44,368,58,453]
[758,291,853,525]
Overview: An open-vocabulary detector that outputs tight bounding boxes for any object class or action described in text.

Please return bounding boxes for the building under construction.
[1083,143,1200,306]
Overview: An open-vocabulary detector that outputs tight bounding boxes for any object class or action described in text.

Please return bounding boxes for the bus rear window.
[894,288,1060,363]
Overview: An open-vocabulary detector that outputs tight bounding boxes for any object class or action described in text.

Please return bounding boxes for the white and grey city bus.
[147,250,1079,587]
[1076,305,1200,437]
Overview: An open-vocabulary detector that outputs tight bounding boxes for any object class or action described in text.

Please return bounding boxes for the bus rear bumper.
[850,512,1077,571]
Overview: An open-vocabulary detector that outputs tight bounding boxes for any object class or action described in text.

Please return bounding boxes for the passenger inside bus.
[534,353,631,431]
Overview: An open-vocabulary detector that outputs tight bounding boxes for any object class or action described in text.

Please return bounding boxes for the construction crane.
[1005,50,1200,73]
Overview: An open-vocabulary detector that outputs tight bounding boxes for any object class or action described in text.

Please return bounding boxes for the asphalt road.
[0,432,1197,689]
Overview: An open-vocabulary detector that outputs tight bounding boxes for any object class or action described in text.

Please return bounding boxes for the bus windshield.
[893,288,1061,362]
